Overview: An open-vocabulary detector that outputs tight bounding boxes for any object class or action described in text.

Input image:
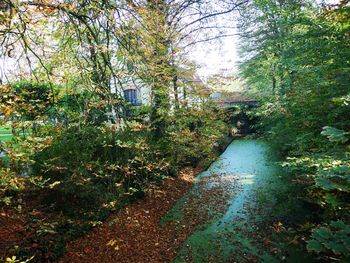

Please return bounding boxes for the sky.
[1,0,340,83]
[189,34,240,79]
[188,0,341,79]
[187,13,240,79]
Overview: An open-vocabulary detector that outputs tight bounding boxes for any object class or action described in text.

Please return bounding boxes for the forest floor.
[60,166,201,263]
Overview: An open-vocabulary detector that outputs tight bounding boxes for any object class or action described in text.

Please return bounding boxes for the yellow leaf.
[107,239,116,246]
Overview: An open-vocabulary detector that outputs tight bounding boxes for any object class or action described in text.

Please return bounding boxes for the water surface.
[163,139,280,262]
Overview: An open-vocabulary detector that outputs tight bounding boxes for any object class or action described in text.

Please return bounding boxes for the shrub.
[167,106,227,166]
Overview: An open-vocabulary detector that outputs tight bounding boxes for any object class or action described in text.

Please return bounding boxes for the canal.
[162,139,282,262]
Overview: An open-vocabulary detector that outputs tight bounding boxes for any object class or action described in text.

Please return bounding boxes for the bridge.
[210,91,258,135]
[210,92,257,108]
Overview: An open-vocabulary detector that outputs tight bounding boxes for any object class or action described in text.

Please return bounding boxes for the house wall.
[110,77,151,106]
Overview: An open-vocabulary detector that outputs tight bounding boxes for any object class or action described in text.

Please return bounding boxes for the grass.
[0,135,14,142]
[0,124,32,138]
[0,124,12,135]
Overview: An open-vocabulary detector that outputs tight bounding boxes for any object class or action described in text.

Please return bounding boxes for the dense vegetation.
[239,0,350,261]
[0,1,236,261]
[0,81,227,261]
[0,0,349,262]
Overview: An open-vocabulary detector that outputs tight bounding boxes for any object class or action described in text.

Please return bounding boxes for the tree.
[238,0,350,260]
[1,0,246,131]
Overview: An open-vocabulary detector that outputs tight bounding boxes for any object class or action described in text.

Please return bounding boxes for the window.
[124,89,140,105]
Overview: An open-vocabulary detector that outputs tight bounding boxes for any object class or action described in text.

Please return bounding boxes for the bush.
[32,124,170,214]
[167,106,227,166]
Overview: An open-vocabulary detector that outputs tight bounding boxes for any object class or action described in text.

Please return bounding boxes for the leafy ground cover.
[0,135,232,263]
[60,167,199,263]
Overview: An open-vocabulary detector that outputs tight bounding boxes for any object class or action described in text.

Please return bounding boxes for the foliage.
[0,167,24,196]
[167,105,227,166]
[321,126,349,143]
[0,82,55,122]
[5,256,34,263]
[239,0,350,261]
[307,221,350,258]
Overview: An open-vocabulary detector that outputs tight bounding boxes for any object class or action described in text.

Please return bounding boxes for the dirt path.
[60,167,200,263]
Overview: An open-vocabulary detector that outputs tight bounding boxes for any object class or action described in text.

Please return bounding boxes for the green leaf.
[313,227,333,240]
[308,222,350,257]
[324,193,339,208]
[307,240,324,253]
[321,126,349,143]
[315,177,339,191]
[315,176,350,192]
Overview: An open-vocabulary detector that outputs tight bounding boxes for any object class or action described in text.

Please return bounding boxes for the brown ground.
[60,167,200,263]
[0,212,26,244]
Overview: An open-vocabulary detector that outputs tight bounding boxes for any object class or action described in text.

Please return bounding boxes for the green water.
[163,139,282,262]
